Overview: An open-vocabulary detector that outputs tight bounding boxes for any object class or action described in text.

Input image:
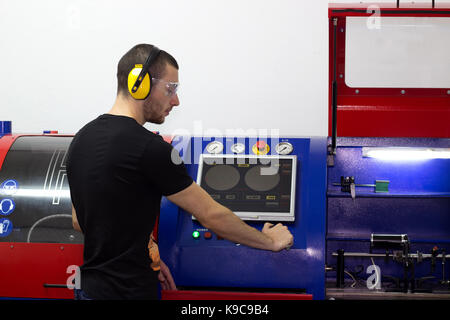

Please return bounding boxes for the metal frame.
[328,4,450,138]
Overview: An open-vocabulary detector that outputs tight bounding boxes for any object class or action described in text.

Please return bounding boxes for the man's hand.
[168,183,295,252]
[158,259,177,291]
[262,223,293,252]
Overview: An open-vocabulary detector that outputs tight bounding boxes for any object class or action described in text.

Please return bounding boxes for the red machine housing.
[0,133,82,299]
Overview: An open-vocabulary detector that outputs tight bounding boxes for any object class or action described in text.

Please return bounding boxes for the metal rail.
[332,252,449,259]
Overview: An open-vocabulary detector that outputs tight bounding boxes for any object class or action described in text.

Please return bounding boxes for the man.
[67,44,293,300]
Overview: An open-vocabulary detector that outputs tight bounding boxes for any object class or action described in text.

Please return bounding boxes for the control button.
[252,141,270,155]
[256,140,266,150]
[204,232,212,239]
[192,231,200,239]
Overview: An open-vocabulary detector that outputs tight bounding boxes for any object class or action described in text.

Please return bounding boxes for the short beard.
[143,96,165,124]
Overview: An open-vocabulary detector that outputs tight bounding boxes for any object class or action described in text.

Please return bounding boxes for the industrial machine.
[159,1,450,300]
[325,2,450,299]
[159,136,327,300]
[326,137,450,299]
[0,122,83,299]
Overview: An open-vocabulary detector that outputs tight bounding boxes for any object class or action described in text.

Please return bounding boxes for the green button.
[192,231,200,239]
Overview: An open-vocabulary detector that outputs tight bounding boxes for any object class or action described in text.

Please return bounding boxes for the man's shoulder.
[143,132,173,154]
[70,114,171,152]
[73,114,152,138]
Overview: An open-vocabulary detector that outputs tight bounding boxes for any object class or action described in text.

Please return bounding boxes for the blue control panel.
[159,136,327,299]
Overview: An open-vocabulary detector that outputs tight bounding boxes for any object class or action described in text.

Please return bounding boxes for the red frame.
[328,3,450,138]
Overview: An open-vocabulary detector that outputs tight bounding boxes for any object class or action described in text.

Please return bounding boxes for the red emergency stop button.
[252,140,270,155]
[256,140,266,150]
[204,232,212,239]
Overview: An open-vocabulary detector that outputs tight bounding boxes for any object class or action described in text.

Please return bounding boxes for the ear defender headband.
[127,46,161,100]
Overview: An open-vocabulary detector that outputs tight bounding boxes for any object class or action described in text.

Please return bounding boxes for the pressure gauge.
[205,141,224,154]
[275,142,293,155]
[230,143,245,154]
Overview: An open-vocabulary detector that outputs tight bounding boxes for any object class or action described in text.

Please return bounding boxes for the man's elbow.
[72,220,82,232]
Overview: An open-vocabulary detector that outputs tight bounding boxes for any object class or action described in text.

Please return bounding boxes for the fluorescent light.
[13,189,71,198]
[362,147,450,160]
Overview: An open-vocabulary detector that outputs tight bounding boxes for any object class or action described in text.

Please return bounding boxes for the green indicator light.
[192,231,200,239]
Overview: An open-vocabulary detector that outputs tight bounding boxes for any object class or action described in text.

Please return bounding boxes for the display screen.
[197,155,297,221]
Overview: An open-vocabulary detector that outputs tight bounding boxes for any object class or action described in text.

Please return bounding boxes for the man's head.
[116,44,180,124]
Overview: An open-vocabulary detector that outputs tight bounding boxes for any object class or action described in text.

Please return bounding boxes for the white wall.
[0,0,443,136]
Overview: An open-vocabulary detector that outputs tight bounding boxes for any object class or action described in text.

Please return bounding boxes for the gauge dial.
[275,142,293,155]
[230,143,245,154]
[205,141,224,154]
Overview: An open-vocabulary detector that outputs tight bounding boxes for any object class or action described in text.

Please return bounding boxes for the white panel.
[0,0,328,136]
[345,17,450,88]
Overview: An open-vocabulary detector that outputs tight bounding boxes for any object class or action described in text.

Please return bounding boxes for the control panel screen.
[197,155,297,221]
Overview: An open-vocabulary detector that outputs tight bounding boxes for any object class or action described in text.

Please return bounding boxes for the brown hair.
[116,44,178,97]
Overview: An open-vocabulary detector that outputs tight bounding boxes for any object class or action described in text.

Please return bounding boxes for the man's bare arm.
[167,182,293,252]
[72,204,82,232]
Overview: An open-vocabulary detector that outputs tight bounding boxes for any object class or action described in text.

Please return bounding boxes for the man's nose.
[171,94,180,107]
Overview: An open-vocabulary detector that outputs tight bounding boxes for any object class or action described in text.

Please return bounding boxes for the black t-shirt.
[66,114,193,299]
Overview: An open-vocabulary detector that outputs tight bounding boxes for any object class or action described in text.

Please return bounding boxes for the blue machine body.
[159,136,328,299]
[326,137,450,286]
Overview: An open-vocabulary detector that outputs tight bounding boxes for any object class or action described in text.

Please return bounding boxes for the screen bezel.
[196,154,297,222]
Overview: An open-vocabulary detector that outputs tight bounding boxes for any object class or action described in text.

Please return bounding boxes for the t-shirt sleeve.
[141,137,193,196]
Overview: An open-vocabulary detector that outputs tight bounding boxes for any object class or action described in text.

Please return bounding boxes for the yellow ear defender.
[127,46,161,100]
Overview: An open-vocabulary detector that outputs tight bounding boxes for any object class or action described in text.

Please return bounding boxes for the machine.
[0,123,83,299]
[159,136,327,300]
[159,2,450,300]
[326,137,450,298]
[325,2,450,299]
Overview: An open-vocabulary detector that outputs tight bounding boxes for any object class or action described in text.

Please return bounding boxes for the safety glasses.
[152,78,179,97]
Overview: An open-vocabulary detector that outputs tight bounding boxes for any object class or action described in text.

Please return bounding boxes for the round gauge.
[275,142,293,155]
[230,143,245,154]
[205,141,224,154]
